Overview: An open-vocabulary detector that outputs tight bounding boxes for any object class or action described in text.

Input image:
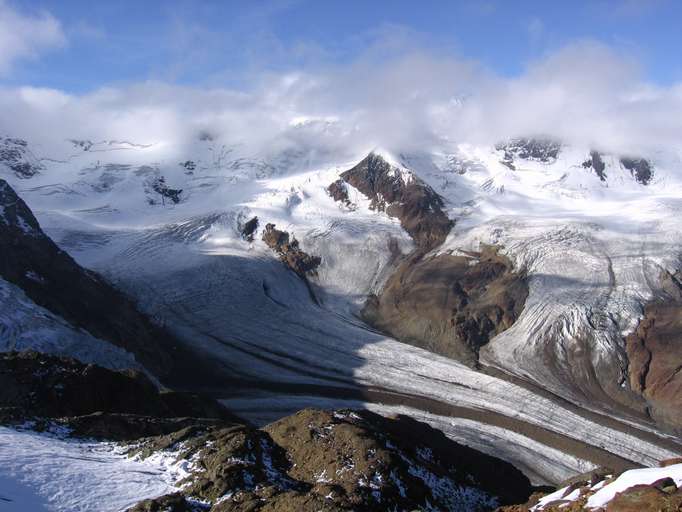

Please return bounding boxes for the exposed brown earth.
[0,179,178,375]
[129,408,532,512]
[262,223,321,276]
[363,246,528,365]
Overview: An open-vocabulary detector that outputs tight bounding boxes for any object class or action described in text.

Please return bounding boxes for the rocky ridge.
[129,408,532,512]
[0,351,237,440]
[624,270,682,431]
[330,152,453,250]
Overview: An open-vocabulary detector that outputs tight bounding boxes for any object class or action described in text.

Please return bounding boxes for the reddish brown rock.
[625,299,682,431]
[333,153,453,250]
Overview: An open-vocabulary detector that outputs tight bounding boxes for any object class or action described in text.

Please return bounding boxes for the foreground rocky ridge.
[0,351,533,512]
[129,408,532,512]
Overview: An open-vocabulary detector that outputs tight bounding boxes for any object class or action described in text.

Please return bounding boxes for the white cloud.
[0,37,680,159]
[0,0,66,74]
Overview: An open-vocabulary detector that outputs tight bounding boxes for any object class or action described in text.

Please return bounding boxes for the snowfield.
[531,463,682,510]
[0,426,180,512]
[2,135,682,492]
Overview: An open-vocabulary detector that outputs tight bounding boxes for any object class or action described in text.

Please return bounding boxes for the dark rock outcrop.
[327,179,352,207]
[180,160,197,173]
[262,223,321,276]
[0,179,177,375]
[582,151,607,181]
[620,157,653,185]
[0,137,43,178]
[147,175,183,204]
[0,351,238,440]
[130,408,532,512]
[330,153,453,250]
[363,246,528,365]
[239,216,259,242]
[495,138,562,166]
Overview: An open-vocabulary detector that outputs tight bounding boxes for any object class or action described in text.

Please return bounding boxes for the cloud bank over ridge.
[0,18,680,158]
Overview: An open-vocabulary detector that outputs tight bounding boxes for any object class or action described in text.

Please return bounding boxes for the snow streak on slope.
[0,426,179,512]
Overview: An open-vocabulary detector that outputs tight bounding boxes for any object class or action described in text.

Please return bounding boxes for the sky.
[0,0,681,155]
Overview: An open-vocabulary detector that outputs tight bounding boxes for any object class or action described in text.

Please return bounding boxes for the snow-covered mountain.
[1,133,682,508]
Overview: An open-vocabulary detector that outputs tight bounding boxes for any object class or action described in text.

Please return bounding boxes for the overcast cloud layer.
[0,2,681,158]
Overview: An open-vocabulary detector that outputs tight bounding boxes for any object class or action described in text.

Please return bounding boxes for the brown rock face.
[262,223,321,276]
[0,179,176,375]
[606,485,682,512]
[332,153,453,250]
[327,156,526,365]
[363,246,528,365]
[327,179,351,206]
[625,299,682,431]
[129,408,532,512]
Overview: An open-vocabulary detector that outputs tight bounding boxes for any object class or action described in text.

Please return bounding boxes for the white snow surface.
[0,425,181,512]
[532,463,682,510]
[2,136,682,490]
[587,463,682,508]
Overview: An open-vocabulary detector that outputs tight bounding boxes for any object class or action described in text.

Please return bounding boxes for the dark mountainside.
[0,351,237,440]
[0,179,176,375]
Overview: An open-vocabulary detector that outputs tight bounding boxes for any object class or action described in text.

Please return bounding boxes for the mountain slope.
[0,179,174,374]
